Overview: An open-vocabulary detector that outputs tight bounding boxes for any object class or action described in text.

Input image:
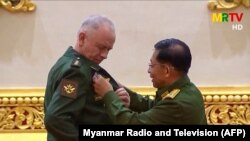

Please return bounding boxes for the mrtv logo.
[212,12,244,31]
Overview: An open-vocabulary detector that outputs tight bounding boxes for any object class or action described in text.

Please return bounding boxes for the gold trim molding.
[208,0,250,10]
[0,0,36,12]
[0,86,250,132]
[0,88,44,132]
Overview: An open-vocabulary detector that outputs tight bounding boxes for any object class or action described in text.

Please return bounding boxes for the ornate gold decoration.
[0,88,44,132]
[205,104,250,124]
[208,0,250,10]
[0,106,44,130]
[0,86,250,132]
[200,87,250,124]
[0,0,36,12]
[204,95,250,124]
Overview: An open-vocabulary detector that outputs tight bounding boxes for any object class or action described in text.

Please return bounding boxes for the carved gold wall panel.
[0,87,250,132]
[0,89,44,132]
[208,0,250,10]
[0,0,36,12]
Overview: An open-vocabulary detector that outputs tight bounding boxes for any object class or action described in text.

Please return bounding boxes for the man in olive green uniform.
[93,38,207,124]
[44,15,118,141]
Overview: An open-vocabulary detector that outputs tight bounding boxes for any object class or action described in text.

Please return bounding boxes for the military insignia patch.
[71,57,81,68]
[162,89,180,100]
[60,79,78,98]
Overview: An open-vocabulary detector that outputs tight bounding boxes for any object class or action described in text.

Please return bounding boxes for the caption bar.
[79,125,249,140]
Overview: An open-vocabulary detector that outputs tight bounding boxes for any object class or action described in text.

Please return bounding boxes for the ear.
[163,64,171,77]
[78,32,86,47]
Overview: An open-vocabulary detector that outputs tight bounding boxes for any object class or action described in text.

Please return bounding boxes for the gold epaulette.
[161,89,180,100]
[161,91,169,99]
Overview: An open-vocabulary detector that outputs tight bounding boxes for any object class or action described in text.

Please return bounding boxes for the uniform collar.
[64,46,99,68]
[156,74,190,96]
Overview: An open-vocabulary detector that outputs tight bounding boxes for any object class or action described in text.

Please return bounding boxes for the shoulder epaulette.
[161,89,180,100]
[71,57,81,68]
[161,90,169,99]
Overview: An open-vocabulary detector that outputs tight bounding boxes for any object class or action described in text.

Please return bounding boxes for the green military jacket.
[44,47,114,141]
[103,75,207,124]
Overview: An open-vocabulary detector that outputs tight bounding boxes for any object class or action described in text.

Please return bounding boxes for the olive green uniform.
[44,47,115,141]
[103,75,207,124]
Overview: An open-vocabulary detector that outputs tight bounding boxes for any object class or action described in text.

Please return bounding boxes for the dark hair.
[154,38,192,73]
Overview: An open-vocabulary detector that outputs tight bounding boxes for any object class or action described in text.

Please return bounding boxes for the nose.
[147,67,151,74]
[100,50,108,59]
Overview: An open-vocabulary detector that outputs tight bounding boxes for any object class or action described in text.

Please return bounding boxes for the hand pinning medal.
[93,73,113,101]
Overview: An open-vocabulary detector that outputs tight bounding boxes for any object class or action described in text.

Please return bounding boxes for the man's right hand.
[93,73,113,97]
[115,87,130,108]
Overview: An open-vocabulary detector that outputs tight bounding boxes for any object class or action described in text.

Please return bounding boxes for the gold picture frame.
[208,0,250,10]
[0,0,36,12]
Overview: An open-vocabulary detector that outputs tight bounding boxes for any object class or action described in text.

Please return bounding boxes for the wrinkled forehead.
[89,27,115,49]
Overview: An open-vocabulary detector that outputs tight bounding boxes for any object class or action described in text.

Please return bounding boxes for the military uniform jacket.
[103,75,207,124]
[44,47,113,141]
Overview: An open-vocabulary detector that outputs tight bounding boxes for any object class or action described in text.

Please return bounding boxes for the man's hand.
[115,87,130,108]
[93,73,113,97]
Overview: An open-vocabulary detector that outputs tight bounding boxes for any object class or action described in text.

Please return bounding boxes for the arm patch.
[60,79,78,98]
